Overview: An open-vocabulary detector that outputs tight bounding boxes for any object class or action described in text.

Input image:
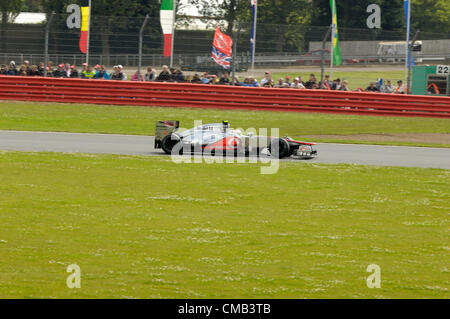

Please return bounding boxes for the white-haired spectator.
[23,60,31,75]
[6,61,17,75]
[111,66,125,80]
[157,65,171,82]
[291,77,305,89]
[117,65,127,80]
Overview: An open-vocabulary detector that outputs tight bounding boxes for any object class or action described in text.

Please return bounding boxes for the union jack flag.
[211,46,231,69]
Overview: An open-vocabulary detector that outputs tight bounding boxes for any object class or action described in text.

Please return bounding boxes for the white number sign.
[436,65,450,75]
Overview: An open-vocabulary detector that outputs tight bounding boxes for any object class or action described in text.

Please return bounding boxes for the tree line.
[1,0,449,55]
[1,0,449,34]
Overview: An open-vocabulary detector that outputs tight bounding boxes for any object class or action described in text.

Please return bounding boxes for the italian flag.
[160,0,174,57]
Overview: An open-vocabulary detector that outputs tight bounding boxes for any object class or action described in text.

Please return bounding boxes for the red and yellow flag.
[79,1,91,54]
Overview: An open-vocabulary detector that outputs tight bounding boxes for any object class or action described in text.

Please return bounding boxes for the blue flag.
[250,0,257,63]
[404,0,415,66]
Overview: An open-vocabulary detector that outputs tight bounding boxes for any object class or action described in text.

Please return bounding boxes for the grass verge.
[271,70,405,90]
[1,101,449,147]
[0,151,448,298]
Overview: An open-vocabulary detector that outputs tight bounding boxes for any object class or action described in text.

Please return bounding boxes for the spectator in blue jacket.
[241,78,252,86]
[248,76,259,87]
[173,69,185,82]
[201,72,211,84]
[94,65,110,79]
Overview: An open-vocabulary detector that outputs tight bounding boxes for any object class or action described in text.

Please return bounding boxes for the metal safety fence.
[1,75,449,118]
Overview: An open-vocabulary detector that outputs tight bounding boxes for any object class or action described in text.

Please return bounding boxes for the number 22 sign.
[436,65,449,75]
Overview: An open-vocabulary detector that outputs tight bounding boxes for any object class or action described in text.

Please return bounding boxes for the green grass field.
[0,151,448,298]
[1,101,449,147]
[271,70,405,90]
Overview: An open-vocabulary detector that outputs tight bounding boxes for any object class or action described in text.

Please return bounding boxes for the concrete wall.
[309,39,450,56]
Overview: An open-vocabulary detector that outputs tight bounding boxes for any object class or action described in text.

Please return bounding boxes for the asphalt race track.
[1,130,449,169]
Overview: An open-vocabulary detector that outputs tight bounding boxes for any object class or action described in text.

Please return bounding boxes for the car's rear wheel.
[161,134,182,154]
[269,138,292,159]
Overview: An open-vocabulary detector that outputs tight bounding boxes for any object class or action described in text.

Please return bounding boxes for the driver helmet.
[222,120,230,132]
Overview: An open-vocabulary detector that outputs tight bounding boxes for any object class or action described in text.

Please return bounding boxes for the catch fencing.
[1,13,450,68]
[0,76,449,118]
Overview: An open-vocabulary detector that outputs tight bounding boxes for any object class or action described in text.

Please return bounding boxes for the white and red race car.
[155,120,317,159]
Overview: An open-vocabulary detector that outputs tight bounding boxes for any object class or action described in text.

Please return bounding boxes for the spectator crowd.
[1,59,406,94]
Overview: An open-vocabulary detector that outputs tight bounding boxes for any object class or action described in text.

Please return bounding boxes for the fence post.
[170,1,177,68]
[407,30,420,94]
[320,25,332,89]
[138,15,150,81]
[231,21,242,85]
[44,12,55,77]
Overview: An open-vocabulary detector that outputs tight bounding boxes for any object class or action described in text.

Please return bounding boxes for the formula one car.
[155,121,317,159]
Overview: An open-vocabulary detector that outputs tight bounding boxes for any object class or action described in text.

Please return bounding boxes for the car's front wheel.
[269,138,292,159]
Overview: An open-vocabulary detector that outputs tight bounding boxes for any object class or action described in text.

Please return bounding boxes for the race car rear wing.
[155,120,180,149]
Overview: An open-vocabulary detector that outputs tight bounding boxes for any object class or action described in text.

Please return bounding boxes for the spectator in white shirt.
[380,79,394,93]
[291,77,305,89]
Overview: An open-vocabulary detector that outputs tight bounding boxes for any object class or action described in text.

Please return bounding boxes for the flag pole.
[330,30,334,80]
[86,0,91,66]
[170,0,176,67]
[330,2,334,80]
[251,1,257,75]
[404,0,411,90]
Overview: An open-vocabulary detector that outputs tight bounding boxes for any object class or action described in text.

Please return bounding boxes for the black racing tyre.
[161,134,182,154]
[269,138,291,159]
